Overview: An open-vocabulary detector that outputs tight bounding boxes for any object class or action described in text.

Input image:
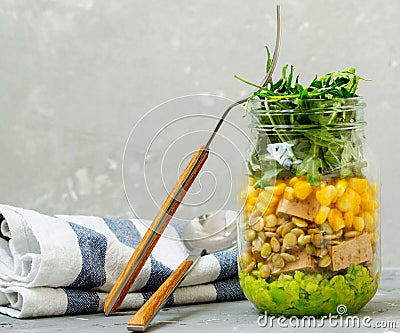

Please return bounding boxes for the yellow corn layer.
[241,176,378,241]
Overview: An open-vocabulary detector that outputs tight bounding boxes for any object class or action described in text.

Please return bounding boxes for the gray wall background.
[0,0,399,267]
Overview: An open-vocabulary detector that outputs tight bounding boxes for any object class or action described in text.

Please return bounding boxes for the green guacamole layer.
[240,264,378,316]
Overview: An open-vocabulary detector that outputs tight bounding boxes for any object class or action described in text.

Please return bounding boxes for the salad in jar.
[237,52,380,316]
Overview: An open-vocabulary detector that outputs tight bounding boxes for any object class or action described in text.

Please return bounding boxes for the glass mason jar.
[237,97,380,316]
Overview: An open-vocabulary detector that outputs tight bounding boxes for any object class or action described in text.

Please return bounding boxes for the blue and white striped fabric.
[0,205,244,318]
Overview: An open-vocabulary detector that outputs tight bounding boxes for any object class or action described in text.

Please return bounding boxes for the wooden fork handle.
[127,258,196,331]
[104,146,209,316]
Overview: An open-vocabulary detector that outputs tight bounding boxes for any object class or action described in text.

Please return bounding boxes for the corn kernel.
[351,188,361,205]
[368,182,379,198]
[335,192,352,212]
[289,176,300,187]
[353,216,365,231]
[328,208,345,231]
[264,206,277,216]
[293,181,313,200]
[284,186,295,201]
[336,188,361,212]
[246,203,254,213]
[239,185,259,202]
[316,185,338,206]
[256,195,279,215]
[247,197,257,206]
[364,199,379,213]
[353,205,360,215]
[361,192,370,206]
[273,183,287,196]
[344,211,354,229]
[271,195,280,207]
[349,177,368,194]
[315,205,330,225]
[263,201,280,216]
[335,179,348,197]
[363,211,374,230]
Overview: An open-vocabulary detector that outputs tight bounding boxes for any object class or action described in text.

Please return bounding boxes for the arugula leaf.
[297,157,323,186]
[295,143,323,186]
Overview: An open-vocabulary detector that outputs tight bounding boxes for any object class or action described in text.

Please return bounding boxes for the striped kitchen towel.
[0,204,244,318]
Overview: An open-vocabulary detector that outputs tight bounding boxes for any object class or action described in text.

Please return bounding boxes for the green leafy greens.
[237,49,368,187]
[240,264,378,316]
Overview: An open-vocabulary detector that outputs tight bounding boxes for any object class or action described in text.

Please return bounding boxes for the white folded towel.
[0,205,243,318]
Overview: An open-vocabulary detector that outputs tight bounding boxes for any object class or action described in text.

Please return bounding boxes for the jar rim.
[249,96,366,131]
[250,122,366,131]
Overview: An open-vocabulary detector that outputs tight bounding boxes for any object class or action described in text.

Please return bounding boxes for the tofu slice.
[277,197,320,221]
[330,233,373,271]
[273,250,317,275]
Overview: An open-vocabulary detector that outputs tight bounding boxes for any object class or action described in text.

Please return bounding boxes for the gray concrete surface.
[1,268,399,332]
[0,1,398,266]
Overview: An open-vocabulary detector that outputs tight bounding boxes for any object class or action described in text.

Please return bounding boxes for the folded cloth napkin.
[0,204,244,318]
